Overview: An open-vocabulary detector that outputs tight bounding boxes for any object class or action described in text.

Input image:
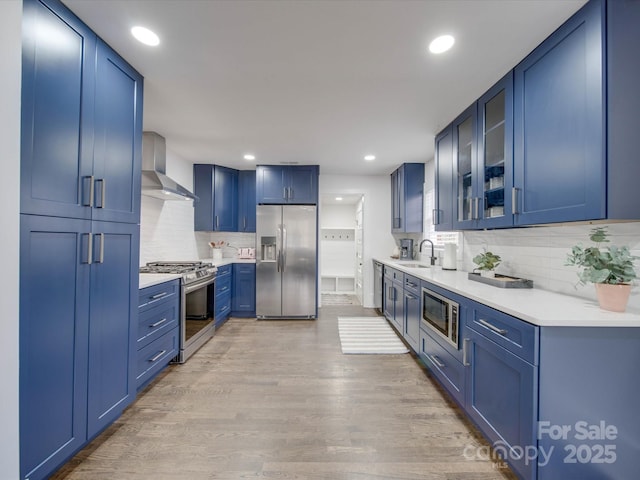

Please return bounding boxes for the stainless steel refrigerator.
[256,205,317,319]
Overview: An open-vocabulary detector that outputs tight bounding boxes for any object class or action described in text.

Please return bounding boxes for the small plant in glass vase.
[565,227,637,312]
[472,250,502,278]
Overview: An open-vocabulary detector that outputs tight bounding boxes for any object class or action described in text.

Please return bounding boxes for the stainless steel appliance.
[400,238,413,259]
[422,286,459,348]
[256,205,317,319]
[373,260,383,313]
[139,261,217,362]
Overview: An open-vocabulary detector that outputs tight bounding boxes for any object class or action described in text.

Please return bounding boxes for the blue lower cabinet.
[420,329,465,406]
[214,264,233,327]
[137,280,179,390]
[232,263,256,316]
[19,215,139,480]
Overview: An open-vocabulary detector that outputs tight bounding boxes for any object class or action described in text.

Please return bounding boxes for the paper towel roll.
[443,243,457,270]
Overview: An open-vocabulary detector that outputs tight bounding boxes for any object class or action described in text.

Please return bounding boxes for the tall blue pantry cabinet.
[19,1,143,479]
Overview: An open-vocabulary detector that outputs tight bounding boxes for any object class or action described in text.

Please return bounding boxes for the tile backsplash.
[140,196,255,265]
[462,222,640,310]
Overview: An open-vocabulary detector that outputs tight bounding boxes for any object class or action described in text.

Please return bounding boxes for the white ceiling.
[62,0,586,176]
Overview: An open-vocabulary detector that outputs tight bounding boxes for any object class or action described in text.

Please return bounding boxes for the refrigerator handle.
[276,224,282,272]
[281,224,287,272]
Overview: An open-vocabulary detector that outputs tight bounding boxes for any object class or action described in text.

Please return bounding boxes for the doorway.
[319,193,364,307]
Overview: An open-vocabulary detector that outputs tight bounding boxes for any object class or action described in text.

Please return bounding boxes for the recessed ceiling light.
[364,155,376,161]
[335,197,343,201]
[243,154,256,161]
[131,26,160,46]
[429,35,455,54]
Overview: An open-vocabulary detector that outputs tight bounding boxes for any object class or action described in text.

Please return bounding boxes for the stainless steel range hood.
[141,131,197,201]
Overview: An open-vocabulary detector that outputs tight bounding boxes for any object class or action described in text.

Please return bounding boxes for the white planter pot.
[480,270,495,278]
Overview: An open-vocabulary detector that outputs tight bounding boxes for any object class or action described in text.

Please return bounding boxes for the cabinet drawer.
[137,300,179,349]
[468,303,538,365]
[215,291,231,320]
[420,329,465,406]
[139,280,179,312]
[215,274,232,295]
[136,328,178,389]
[216,264,232,278]
[404,273,420,295]
[234,263,255,275]
[384,266,403,283]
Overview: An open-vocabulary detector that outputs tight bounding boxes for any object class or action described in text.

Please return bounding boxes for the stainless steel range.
[140,261,217,363]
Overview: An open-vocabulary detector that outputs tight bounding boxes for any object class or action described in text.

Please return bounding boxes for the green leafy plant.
[565,227,637,285]
[472,250,501,271]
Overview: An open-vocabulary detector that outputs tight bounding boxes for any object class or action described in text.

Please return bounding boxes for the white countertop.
[376,258,640,328]
[139,273,182,289]
[209,257,256,267]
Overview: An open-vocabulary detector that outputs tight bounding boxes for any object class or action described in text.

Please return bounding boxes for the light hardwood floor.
[52,305,517,480]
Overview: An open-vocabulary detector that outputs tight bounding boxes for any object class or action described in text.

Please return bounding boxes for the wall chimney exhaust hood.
[141,131,197,201]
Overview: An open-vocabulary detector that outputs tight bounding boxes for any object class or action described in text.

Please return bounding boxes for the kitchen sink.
[398,263,429,268]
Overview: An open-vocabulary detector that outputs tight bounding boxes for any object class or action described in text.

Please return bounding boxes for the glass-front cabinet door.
[454,73,513,229]
[453,104,477,229]
[478,72,513,228]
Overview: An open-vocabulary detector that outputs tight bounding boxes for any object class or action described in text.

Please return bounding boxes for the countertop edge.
[375,258,640,328]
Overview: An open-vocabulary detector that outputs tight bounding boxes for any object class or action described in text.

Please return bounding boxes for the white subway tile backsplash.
[462,222,640,309]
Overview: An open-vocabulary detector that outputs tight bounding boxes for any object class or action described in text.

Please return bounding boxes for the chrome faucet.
[419,239,437,266]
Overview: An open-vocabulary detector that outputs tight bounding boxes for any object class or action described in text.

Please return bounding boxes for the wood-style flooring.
[52,305,516,480]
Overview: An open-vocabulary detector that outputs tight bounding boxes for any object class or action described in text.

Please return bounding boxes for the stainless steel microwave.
[421,287,459,348]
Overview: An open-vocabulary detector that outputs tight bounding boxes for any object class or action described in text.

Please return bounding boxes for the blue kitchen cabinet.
[391,163,424,233]
[256,165,319,204]
[513,0,605,225]
[21,0,142,224]
[137,280,180,390]
[86,221,140,438]
[464,304,539,480]
[232,263,256,317]
[238,170,256,232]
[434,126,454,231]
[194,164,239,232]
[214,264,233,327]
[19,215,140,480]
[383,267,403,333]
[452,105,477,230]
[402,274,421,352]
[91,39,143,224]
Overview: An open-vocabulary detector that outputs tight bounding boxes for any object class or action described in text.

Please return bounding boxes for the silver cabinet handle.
[83,176,95,207]
[512,187,519,215]
[151,292,168,300]
[463,338,470,366]
[432,209,438,225]
[150,318,168,328]
[95,178,106,208]
[283,187,288,200]
[474,197,480,220]
[149,350,166,362]
[93,232,104,264]
[429,354,445,369]
[478,318,508,336]
[85,233,93,264]
[215,215,219,229]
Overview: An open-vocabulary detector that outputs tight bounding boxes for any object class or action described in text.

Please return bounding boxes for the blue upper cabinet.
[606,0,640,220]
[452,105,477,230]
[21,0,142,224]
[193,164,239,231]
[391,163,424,233]
[237,170,256,232]
[20,0,96,220]
[256,165,319,204]
[513,0,605,225]
[434,126,454,231]
[91,40,143,224]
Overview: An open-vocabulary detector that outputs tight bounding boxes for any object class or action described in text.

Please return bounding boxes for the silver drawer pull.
[478,319,508,336]
[149,350,167,362]
[463,338,470,366]
[151,292,168,300]
[150,318,168,328]
[429,354,445,369]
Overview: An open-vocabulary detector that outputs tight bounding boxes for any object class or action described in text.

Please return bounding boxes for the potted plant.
[472,250,502,278]
[565,227,637,312]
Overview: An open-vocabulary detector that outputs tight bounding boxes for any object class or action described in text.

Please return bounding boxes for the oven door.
[182,276,216,357]
[422,287,457,347]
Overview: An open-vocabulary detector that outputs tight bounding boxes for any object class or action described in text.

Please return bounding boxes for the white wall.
[320,174,396,307]
[320,203,357,283]
[1,1,22,477]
